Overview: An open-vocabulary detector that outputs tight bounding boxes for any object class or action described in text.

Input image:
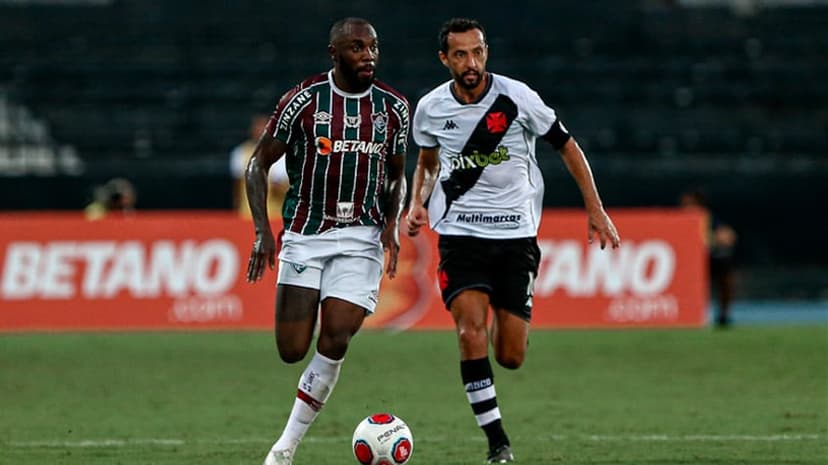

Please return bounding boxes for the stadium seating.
[1,1,825,164]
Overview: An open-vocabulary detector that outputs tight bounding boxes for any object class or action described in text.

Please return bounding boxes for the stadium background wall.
[0,210,706,332]
[1,0,827,301]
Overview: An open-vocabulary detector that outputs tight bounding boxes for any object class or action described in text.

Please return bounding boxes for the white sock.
[271,351,343,452]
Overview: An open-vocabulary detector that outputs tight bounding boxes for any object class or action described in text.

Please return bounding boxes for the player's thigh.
[275,229,328,322]
[275,283,320,322]
[275,260,323,356]
[273,284,321,361]
[316,255,380,357]
[449,289,491,329]
[317,297,368,359]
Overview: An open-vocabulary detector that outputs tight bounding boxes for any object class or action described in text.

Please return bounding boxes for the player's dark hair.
[439,18,486,53]
[329,17,372,44]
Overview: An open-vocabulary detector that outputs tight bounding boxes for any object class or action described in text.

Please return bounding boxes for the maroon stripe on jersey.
[351,95,375,219]
[290,101,318,233]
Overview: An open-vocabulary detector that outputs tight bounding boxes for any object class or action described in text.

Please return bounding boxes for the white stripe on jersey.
[413,73,559,239]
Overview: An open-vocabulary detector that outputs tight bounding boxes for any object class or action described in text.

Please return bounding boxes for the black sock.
[460,357,510,451]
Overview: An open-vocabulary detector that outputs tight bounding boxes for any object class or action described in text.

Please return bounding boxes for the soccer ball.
[352,413,414,465]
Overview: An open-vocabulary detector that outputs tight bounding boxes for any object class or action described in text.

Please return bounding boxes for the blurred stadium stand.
[0,0,826,299]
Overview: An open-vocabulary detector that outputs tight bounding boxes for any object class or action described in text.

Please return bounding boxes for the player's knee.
[276,341,310,364]
[457,324,487,351]
[494,349,525,370]
[316,332,352,360]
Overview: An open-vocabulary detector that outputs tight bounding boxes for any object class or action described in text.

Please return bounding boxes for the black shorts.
[437,235,541,320]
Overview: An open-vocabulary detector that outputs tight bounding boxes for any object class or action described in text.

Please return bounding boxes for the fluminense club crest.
[371,112,388,133]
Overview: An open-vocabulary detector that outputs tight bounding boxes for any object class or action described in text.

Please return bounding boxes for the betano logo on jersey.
[314,137,384,156]
[448,145,510,170]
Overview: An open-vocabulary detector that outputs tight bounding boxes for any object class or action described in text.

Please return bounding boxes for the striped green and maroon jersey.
[265,71,410,235]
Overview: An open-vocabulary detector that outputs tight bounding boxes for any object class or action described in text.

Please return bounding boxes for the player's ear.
[328,44,337,63]
[438,51,448,67]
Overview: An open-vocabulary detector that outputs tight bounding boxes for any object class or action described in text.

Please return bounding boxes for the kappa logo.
[372,112,388,133]
[485,112,508,133]
[290,263,308,274]
[442,119,458,130]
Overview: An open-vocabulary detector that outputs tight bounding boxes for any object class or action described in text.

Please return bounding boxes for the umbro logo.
[442,120,458,130]
[290,263,308,274]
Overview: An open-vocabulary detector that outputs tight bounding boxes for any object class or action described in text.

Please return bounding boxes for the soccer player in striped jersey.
[244,17,409,465]
[406,18,620,463]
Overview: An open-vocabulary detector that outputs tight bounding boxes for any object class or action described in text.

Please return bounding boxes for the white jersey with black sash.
[412,72,564,239]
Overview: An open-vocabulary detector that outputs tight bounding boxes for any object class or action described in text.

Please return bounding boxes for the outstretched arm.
[558,137,620,249]
[245,130,289,282]
[381,152,408,279]
[405,147,440,237]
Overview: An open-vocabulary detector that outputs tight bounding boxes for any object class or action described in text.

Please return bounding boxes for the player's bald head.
[329,17,374,45]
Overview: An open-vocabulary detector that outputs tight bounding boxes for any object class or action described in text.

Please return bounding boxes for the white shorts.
[277,225,384,313]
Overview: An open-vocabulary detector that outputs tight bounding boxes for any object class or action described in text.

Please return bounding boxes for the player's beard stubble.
[455,69,483,90]
[338,55,376,90]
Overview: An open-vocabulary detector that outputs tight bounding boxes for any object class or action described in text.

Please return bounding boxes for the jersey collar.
[449,72,493,105]
[328,69,372,98]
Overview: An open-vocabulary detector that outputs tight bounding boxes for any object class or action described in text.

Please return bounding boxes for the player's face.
[331,24,379,89]
[439,29,488,90]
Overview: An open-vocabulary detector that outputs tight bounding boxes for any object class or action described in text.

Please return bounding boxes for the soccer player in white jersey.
[406,18,620,463]
[245,17,409,465]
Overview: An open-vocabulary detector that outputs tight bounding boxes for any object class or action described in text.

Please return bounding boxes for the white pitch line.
[585,434,823,442]
[5,434,822,448]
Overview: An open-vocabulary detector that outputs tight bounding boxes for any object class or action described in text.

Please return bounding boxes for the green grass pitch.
[1,326,826,464]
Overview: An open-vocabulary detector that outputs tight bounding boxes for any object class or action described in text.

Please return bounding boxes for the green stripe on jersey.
[338,97,360,206]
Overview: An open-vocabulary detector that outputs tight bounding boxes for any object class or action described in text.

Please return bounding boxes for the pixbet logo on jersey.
[448,145,510,170]
[314,137,384,156]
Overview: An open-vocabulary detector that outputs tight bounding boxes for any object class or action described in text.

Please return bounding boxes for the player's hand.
[405,205,429,237]
[246,231,276,282]
[381,221,400,279]
[587,209,620,250]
